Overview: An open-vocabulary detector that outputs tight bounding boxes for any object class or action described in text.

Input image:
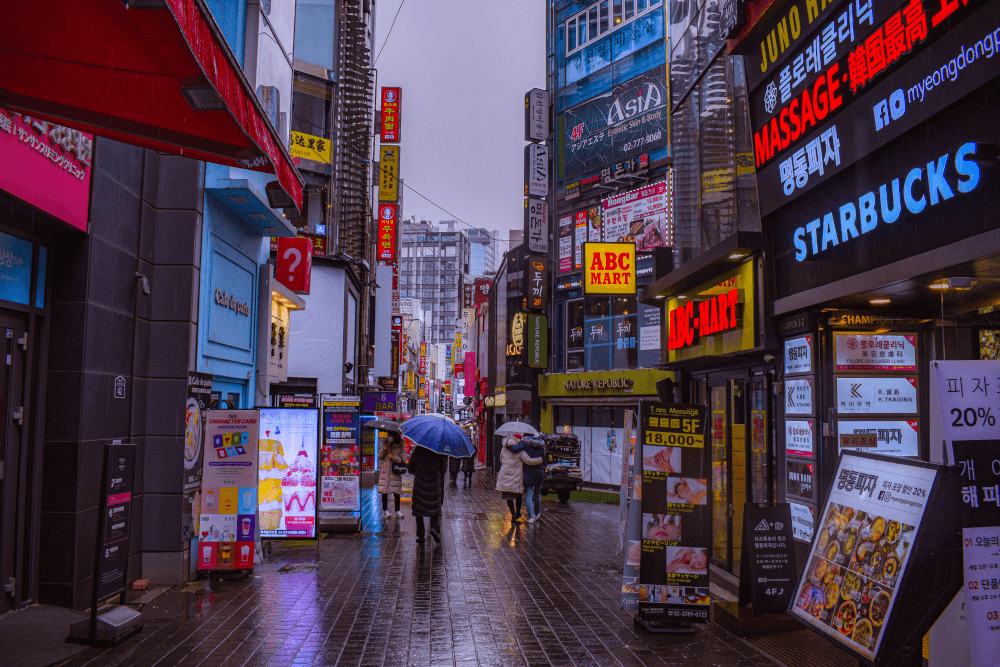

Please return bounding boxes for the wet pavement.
[57,471,836,667]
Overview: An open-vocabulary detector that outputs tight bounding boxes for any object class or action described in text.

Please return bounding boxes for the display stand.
[318,396,362,533]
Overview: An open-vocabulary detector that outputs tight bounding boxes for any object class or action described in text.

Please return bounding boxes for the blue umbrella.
[400,414,475,457]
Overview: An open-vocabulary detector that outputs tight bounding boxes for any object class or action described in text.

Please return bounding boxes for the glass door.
[730,380,747,573]
[710,384,729,567]
[0,314,27,613]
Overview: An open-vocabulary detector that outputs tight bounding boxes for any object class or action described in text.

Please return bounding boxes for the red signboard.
[419,342,427,376]
[474,279,491,306]
[380,87,401,143]
[301,232,327,257]
[668,287,740,350]
[377,203,398,261]
[276,236,312,294]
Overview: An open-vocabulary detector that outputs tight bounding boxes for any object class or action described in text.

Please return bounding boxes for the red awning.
[0,0,303,209]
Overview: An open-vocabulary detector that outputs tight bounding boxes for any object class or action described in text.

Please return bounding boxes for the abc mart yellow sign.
[583,242,636,294]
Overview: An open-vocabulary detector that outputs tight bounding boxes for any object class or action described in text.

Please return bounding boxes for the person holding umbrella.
[495,434,542,523]
[377,431,406,518]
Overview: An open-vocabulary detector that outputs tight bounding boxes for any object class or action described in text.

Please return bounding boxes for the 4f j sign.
[583,243,636,294]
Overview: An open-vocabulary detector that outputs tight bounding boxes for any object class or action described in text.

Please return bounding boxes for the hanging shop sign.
[738,503,798,613]
[380,87,401,143]
[562,66,669,179]
[523,255,548,311]
[258,408,319,537]
[602,181,672,250]
[474,279,491,306]
[786,419,815,457]
[789,501,815,542]
[835,334,916,372]
[784,335,812,374]
[524,88,550,142]
[290,130,331,164]
[575,210,587,270]
[378,145,400,202]
[524,197,548,254]
[933,360,1000,445]
[199,410,259,570]
[318,397,361,514]
[363,391,397,413]
[507,313,525,357]
[786,378,814,415]
[276,236,313,294]
[377,203,398,261]
[837,420,919,457]
[787,459,816,499]
[526,314,548,369]
[836,377,917,414]
[636,401,710,623]
[582,242,636,294]
[790,452,947,663]
[524,143,548,198]
[419,342,427,375]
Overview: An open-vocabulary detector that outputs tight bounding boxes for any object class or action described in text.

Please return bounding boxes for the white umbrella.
[495,421,539,437]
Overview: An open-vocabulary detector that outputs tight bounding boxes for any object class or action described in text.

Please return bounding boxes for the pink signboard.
[464,352,476,397]
[0,110,92,232]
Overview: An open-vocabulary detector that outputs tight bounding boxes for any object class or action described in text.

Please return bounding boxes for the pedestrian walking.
[377,432,406,518]
[495,435,542,523]
[448,454,461,486]
[460,444,477,486]
[408,444,447,543]
[520,436,546,523]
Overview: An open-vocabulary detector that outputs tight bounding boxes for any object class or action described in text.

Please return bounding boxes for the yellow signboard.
[378,145,400,202]
[290,131,331,163]
[582,242,636,294]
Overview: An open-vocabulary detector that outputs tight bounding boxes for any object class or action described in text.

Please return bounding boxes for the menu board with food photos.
[790,452,943,661]
[636,400,711,624]
[258,408,319,538]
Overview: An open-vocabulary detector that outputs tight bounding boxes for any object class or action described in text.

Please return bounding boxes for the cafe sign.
[582,242,636,294]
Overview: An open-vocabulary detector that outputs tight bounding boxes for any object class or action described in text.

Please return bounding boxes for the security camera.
[763,354,777,364]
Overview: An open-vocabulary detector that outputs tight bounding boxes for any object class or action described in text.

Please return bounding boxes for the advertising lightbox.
[582,242,636,295]
[258,408,319,538]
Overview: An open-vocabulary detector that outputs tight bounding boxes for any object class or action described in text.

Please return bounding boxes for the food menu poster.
[258,408,319,537]
[636,400,711,623]
[790,453,937,661]
[198,410,259,570]
[320,397,361,513]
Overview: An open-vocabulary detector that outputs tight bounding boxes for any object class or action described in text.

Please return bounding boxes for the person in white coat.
[378,433,406,518]
[495,435,542,523]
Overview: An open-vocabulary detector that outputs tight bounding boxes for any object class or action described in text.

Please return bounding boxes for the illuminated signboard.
[380,87,401,143]
[377,203,397,261]
[523,255,548,311]
[290,130,331,163]
[378,145,399,202]
[668,287,742,350]
[507,312,526,356]
[582,242,636,294]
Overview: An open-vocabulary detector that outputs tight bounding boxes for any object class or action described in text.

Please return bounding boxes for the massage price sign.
[635,401,711,624]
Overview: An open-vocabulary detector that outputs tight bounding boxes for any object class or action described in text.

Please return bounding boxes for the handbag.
[392,460,408,475]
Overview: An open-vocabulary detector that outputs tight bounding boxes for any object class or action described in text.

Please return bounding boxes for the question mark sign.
[283,248,301,282]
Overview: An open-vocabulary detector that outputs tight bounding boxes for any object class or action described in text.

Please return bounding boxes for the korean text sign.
[583,242,636,294]
[380,87,401,142]
[377,203,398,261]
[277,237,312,294]
[258,408,319,537]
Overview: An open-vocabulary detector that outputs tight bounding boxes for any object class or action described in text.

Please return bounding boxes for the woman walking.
[377,432,406,518]
[520,436,546,523]
[495,435,542,523]
[408,444,447,543]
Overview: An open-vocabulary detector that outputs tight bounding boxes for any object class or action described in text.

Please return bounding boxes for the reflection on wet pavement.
[59,471,783,667]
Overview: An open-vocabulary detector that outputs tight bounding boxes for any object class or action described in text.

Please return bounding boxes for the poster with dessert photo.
[197,410,259,570]
[320,396,361,512]
[258,408,319,538]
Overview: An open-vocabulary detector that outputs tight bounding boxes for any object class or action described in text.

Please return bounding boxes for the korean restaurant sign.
[524,198,548,254]
[378,145,400,202]
[524,88,550,142]
[380,87,401,143]
[523,255,548,311]
[0,110,92,231]
[784,335,813,374]
[582,242,636,294]
[837,420,919,456]
[290,130,331,163]
[835,334,916,371]
[377,203,398,261]
[602,181,672,250]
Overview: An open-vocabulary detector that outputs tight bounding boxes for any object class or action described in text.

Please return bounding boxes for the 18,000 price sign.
[642,404,704,448]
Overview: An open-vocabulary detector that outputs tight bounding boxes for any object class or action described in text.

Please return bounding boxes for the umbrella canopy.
[495,421,539,437]
[399,414,475,457]
[363,419,400,433]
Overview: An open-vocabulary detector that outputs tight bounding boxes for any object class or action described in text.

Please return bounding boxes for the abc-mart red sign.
[377,203,397,261]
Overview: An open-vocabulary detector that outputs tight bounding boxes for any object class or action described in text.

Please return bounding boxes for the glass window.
[625,0,635,20]
[567,299,585,351]
[589,7,599,38]
[614,0,623,25]
[637,0,647,10]
[568,18,577,50]
[600,1,610,32]
[586,296,610,318]
[294,0,336,70]
[579,14,588,45]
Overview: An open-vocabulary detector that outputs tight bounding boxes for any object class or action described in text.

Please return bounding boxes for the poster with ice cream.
[198,410,259,570]
[258,408,319,538]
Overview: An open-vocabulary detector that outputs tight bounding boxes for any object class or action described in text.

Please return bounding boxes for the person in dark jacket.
[461,445,477,486]
[448,454,461,486]
[407,445,447,543]
[520,436,546,523]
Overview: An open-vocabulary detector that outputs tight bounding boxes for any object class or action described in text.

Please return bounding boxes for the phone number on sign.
[622,130,663,154]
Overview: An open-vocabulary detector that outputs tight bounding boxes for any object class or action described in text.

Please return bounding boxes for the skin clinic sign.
[583,242,636,295]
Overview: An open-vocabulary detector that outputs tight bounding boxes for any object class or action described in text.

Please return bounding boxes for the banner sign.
[835,334,916,371]
[474,279,491,305]
[380,87,401,143]
[837,377,918,414]
[526,314,547,368]
[739,503,798,613]
[562,67,669,179]
[524,143,548,197]
[602,181,672,250]
[558,214,573,272]
[786,419,815,457]
[837,420,919,457]
[791,452,939,661]
[258,409,318,537]
[583,242,636,294]
[786,378,814,415]
[523,255,548,311]
[377,203,398,261]
[934,360,1000,446]
[785,336,813,374]
[378,144,400,202]
[525,88,550,142]
[96,444,137,599]
[290,130,331,163]
[199,410,259,569]
[524,197,548,254]
[419,342,427,375]
[319,397,360,513]
[636,401,710,623]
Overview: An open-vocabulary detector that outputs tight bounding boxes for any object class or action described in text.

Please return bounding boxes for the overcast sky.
[372,0,546,243]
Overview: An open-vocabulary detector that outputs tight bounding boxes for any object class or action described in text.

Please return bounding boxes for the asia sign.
[524,198,548,254]
[290,130,331,163]
[562,66,669,179]
[380,87,401,143]
[524,88,550,142]
[378,145,399,202]
[582,242,636,294]
[524,143,548,197]
[602,181,672,249]
[523,255,548,311]
[377,203,398,261]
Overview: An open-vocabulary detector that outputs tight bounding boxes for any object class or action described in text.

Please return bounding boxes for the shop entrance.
[0,313,28,613]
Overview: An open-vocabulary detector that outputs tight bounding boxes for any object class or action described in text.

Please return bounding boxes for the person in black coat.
[448,454,461,486]
[407,445,447,543]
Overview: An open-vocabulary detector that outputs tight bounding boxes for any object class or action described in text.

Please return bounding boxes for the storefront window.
[611,296,637,369]
[585,297,611,371]
[294,0,336,70]
[567,299,585,371]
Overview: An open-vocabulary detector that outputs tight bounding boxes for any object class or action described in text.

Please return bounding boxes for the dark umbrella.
[364,419,401,432]
[399,414,475,457]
